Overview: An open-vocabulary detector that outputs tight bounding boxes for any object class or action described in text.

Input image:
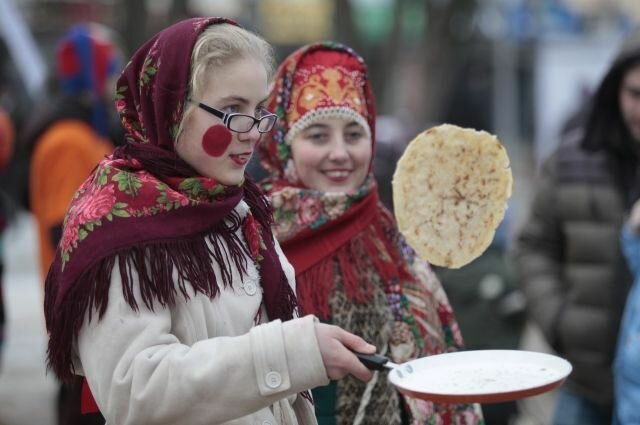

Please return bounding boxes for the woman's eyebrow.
[219,95,270,108]
[218,95,249,105]
[305,123,329,131]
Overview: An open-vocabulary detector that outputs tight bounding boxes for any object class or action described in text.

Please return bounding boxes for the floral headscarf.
[45,17,297,382]
[259,42,482,424]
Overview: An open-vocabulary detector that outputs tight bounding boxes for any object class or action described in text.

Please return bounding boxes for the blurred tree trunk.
[122,0,147,56]
[421,0,477,124]
[334,0,363,55]
[333,0,479,127]
[332,0,408,116]
[372,0,408,107]
[169,0,190,22]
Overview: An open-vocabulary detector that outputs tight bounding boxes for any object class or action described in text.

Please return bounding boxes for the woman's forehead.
[200,58,269,102]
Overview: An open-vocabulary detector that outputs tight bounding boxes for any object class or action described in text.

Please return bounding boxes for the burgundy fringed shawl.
[44,17,297,382]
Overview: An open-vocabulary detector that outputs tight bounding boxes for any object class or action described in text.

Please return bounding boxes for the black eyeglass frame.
[190,100,277,134]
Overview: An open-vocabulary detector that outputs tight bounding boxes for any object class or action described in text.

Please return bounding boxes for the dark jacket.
[513,136,632,407]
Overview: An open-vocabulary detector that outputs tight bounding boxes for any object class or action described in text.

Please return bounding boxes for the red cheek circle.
[202,125,233,157]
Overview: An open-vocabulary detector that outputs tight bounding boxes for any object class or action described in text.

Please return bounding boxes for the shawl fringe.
[272,269,299,322]
[45,212,253,382]
[296,212,410,319]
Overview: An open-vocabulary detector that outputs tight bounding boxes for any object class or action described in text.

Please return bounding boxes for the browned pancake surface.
[393,124,512,268]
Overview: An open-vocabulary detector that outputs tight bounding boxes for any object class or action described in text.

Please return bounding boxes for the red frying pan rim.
[395,376,567,404]
[386,349,572,404]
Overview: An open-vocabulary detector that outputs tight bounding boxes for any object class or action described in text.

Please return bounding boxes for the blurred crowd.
[0,1,640,425]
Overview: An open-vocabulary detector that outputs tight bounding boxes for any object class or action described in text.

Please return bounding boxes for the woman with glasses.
[258,43,484,424]
[44,19,377,425]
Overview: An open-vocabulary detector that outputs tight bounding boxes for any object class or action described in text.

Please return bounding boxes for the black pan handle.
[353,352,390,371]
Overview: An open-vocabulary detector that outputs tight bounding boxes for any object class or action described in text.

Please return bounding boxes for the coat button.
[262,421,272,425]
[244,282,257,296]
[265,371,282,389]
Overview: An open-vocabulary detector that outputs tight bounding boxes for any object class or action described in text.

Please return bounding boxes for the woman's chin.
[214,172,245,187]
[321,184,358,193]
[318,177,364,193]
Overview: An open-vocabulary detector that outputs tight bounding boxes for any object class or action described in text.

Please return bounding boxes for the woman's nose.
[328,138,349,161]
[238,124,261,144]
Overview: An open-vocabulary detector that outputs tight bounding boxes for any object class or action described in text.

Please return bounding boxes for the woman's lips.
[229,152,252,166]
[323,170,351,182]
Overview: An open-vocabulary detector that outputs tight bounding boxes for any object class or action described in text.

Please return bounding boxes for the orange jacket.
[30,119,113,280]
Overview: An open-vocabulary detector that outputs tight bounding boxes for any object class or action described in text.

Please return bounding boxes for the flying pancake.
[392,124,512,268]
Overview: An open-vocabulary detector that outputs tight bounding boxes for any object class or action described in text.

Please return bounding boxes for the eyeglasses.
[190,100,277,134]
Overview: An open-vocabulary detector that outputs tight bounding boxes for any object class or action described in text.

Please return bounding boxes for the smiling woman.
[259,42,484,425]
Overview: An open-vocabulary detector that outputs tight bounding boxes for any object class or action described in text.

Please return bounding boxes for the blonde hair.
[177,23,275,139]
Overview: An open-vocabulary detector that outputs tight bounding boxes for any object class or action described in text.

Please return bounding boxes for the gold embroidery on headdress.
[287,66,367,126]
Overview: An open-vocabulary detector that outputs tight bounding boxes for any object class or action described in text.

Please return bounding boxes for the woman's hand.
[314,323,376,382]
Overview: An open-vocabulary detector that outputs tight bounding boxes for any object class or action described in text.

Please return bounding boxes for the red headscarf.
[45,17,297,382]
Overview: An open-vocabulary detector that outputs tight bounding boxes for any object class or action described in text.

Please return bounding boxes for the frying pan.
[355,349,572,404]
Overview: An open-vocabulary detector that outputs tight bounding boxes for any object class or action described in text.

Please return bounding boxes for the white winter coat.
[74,201,329,424]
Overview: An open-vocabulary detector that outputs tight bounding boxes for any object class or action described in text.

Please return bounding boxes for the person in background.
[0,106,14,370]
[258,42,483,425]
[512,31,640,425]
[25,23,122,425]
[44,18,376,425]
[28,23,122,283]
[615,198,640,425]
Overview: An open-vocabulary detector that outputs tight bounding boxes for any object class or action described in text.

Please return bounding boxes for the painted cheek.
[202,125,233,157]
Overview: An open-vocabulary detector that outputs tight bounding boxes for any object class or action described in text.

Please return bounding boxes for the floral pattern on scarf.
[266,177,373,241]
[60,157,232,267]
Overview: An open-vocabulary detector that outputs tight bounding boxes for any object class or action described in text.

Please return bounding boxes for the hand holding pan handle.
[353,352,399,371]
